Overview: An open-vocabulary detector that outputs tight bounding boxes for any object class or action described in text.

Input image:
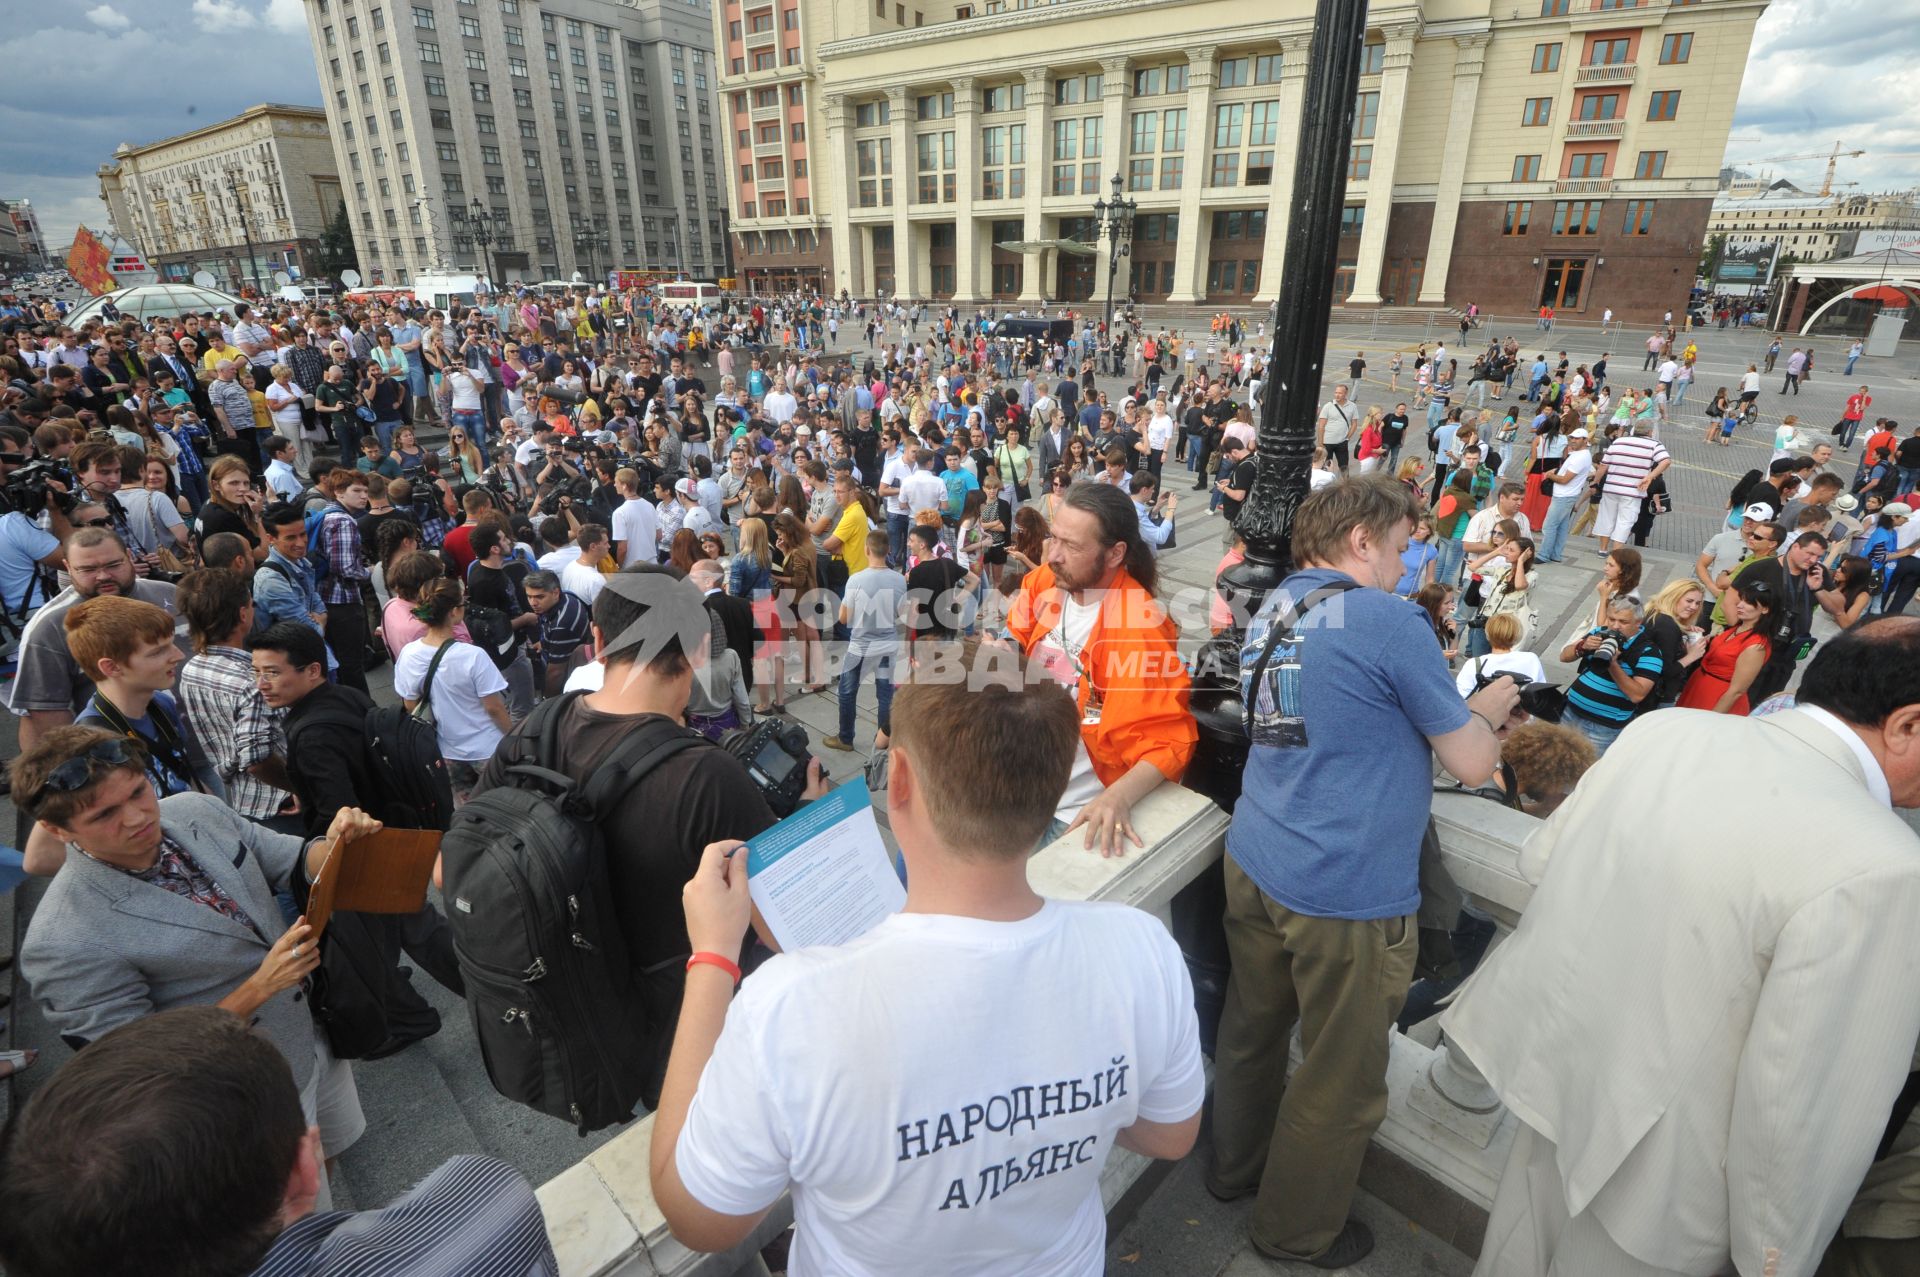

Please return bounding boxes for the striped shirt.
[1598,434,1669,499]
[1566,628,1664,726]
[537,590,592,663]
[250,1155,557,1277]
[177,645,289,821]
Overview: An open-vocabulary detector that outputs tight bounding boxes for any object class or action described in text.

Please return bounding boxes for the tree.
[314,204,358,283]
[1698,233,1726,282]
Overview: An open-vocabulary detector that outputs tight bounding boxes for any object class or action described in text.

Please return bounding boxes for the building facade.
[96,105,344,291]
[0,200,47,268]
[713,0,1765,320]
[1708,182,1920,264]
[301,0,730,289]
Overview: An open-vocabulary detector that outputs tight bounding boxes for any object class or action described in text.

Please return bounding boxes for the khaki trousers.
[1208,855,1417,1257]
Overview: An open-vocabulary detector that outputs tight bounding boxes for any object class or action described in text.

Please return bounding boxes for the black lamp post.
[1093,173,1137,374]
[572,215,607,288]
[224,168,261,296]
[464,196,502,290]
[1186,0,1374,810]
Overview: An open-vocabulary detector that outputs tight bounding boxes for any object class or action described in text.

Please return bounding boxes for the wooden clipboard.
[306,828,443,936]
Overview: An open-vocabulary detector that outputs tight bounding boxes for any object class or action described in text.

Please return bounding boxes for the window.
[505,24,523,44]
[384,74,398,95]
[1647,90,1680,120]
[425,74,446,96]
[572,46,587,66]
[430,107,453,128]
[412,5,434,29]
[982,82,1024,112]
[475,113,496,134]
[1533,42,1561,73]
[419,40,441,62]
[1131,64,1186,96]
[1162,108,1186,151]
[481,144,501,164]
[471,80,490,102]
[437,141,459,161]
[916,92,954,120]
[855,99,889,127]
[465,49,486,70]
[1127,158,1153,190]
[1340,204,1365,235]
[1579,93,1619,120]
[1634,150,1667,179]
[1212,102,1244,149]
[1622,199,1653,234]
[1540,0,1569,13]
[1160,155,1183,189]
[1249,99,1279,147]
[458,14,479,36]
[1255,53,1285,83]
[1359,40,1384,75]
[1659,32,1692,63]
[1348,145,1372,181]
[1567,152,1606,178]
[1582,38,1628,65]
[1552,200,1602,235]
[1219,57,1249,88]
[1130,110,1158,154]
[1353,91,1379,139]
[1522,97,1552,126]
[509,56,527,76]
[791,121,806,141]
[1210,153,1238,187]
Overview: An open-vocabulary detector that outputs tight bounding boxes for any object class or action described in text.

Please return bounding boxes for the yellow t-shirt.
[201,345,239,375]
[831,502,868,566]
[247,389,273,432]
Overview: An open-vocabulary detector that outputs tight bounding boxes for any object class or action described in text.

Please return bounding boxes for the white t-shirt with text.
[676,900,1206,1277]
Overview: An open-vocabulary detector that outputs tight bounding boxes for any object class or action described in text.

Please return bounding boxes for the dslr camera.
[1583,626,1622,667]
[722,718,814,817]
[0,459,81,519]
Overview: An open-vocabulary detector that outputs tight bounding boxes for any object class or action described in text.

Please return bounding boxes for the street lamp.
[1093,173,1137,373]
[572,214,607,288]
[223,168,261,296]
[461,197,501,290]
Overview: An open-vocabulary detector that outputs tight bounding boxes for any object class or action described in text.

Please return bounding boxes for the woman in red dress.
[1676,578,1778,715]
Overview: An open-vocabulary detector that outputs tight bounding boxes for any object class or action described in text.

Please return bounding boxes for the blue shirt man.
[389,319,427,396]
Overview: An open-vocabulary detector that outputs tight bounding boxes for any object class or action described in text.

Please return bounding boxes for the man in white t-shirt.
[560,524,609,605]
[878,439,919,569]
[1537,430,1594,562]
[650,638,1205,1276]
[1315,383,1357,474]
[610,468,660,567]
[761,377,800,426]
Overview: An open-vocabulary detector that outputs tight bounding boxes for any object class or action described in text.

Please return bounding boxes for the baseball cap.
[1741,502,1775,521]
[674,477,695,497]
[1886,503,1913,518]
[1569,428,1589,438]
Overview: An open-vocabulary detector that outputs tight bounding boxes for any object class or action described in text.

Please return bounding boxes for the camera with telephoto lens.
[1583,626,1623,667]
[721,718,814,817]
[0,459,81,519]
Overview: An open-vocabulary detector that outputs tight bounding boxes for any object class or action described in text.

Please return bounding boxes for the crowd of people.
[0,282,1913,1277]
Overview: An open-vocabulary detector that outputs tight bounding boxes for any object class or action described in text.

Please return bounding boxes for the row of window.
[1512,150,1667,180]
[1531,31,1693,72]
[1501,198,1658,236]
[1522,90,1682,125]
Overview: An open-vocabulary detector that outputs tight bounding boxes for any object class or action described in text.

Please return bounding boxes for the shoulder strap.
[1244,581,1365,732]
[262,558,295,585]
[418,641,453,705]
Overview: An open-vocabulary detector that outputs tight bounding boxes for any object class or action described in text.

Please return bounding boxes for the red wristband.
[686,951,742,985]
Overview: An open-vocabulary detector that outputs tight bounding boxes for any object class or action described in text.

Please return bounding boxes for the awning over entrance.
[994,239,1098,257]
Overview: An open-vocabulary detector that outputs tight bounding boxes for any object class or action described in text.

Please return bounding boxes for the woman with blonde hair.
[446,424,485,485]
[1640,576,1708,710]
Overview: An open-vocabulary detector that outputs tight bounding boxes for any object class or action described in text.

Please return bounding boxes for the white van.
[411,271,486,313]
[655,280,724,308]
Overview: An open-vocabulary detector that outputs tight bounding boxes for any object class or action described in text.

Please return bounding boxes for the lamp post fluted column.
[1187,0,1375,808]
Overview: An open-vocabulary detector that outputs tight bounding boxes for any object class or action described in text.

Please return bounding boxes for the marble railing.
[533,784,1542,1274]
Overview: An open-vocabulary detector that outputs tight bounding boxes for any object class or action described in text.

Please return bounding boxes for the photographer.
[1557,596,1664,756]
[0,446,71,625]
[472,564,828,1107]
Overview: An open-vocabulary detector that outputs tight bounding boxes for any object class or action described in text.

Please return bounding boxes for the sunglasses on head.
[31,738,138,808]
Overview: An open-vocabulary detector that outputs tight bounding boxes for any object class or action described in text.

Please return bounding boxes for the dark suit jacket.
[704,591,756,690]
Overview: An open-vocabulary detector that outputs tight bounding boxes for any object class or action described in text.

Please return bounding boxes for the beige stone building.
[714,0,1766,321]
[1708,183,1920,264]
[97,104,345,291]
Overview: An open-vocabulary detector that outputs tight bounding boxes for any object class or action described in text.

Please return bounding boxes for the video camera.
[0,459,80,520]
[721,718,814,817]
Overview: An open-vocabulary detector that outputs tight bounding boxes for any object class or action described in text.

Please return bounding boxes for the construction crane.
[1741,142,1865,197]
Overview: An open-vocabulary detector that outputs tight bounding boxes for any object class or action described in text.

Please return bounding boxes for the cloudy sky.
[1,0,1916,256]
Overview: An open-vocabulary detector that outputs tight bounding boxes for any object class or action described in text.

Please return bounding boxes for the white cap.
[1886,502,1914,518]
[1569,428,1589,439]
[1742,502,1774,521]
[1833,492,1859,512]
[674,477,695,497]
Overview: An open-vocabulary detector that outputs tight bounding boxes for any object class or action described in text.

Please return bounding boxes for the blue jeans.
[1671,380,1690,407]
[1901,468,1920,494]
[837,644,896,742]
[886,511,910,569]
[1433,536,1466,591]
[1839,417,1863,448]
[1568,711,1625,756]
[374,416,401,454]
[1846,355,1860,376]
[1397,911,1496,1031]
[1538,493,1579,561]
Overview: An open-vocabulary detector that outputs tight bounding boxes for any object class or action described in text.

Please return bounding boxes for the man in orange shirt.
[1008,481,1196,855]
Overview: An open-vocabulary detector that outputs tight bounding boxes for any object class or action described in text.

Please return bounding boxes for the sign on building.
[1714,238,1779,288]
[1847,229,1920,256]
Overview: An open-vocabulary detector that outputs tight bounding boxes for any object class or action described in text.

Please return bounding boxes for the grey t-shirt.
[842,566,908,646]
[1700,529,1748,583]
[9,579,189,715]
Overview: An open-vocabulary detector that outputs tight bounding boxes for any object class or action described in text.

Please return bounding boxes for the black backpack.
[284,698,455,833]
[438,693,713,1133]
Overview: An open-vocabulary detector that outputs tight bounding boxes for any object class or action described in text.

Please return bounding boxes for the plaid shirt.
[285,342,328,401]
[176,646,290,821]
[318,507,371,606]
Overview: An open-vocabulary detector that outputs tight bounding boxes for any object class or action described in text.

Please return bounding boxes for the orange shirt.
[1007,564,1196,787]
